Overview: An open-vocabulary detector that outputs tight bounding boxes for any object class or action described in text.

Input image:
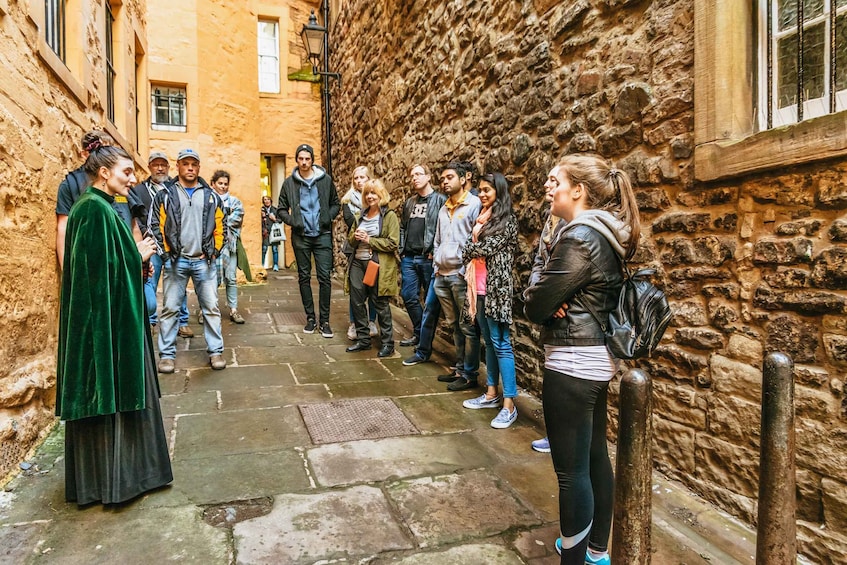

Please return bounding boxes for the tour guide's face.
[103,158,138,198]
[177,158,200,184]
[297,151,313,175]
[440,168,465,198]
[410,166,430,191]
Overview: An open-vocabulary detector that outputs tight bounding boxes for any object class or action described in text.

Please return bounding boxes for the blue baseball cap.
[177,148,200,162]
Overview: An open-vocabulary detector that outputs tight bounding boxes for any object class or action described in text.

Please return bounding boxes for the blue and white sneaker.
[531,437,551,453]
[553,539,611,565]
[490,407,517,429]
[462,394,502,409]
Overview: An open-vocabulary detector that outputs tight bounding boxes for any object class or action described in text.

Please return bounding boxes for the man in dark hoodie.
[277,144,341,338]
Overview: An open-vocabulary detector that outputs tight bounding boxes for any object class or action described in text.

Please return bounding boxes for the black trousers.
[542,367,614,564]
[291,232,333,324]
[349,258,393,346]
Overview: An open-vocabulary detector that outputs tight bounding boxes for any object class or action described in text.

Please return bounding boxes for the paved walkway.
[1,273,758,564]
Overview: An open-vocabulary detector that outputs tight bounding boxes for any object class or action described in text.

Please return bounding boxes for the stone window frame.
[27,0,87,107]
[150,83,188,133]
[258,18,281,94]
[694,0,847,182]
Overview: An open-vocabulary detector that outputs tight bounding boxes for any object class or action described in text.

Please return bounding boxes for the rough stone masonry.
[327,0,847,561]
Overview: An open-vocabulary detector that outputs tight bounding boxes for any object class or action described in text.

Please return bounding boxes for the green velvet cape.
[56,188,146,421]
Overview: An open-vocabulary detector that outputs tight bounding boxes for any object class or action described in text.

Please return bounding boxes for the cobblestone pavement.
[1,273,758,564]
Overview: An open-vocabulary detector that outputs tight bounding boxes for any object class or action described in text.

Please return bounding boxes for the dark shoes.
[402,354,427,366]
[399,335,419,347]
[320,322,334,338]
[377,344,395,358]
[437,370,461,383]
[346,342,371,352]
[304,319,317,334]
[447,377,479,391]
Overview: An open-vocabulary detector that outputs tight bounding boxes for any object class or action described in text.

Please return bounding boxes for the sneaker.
[304,319,317,334]
[585,550,611,565]
[368,320,379,337]
[320,322,334,338]
[210,354,226,370]
[447,377,479,392]
[490,407,517,429]
[555,538,562,555]
[402,354,427,366]
[272,265,279,271]
[399,335,419,347]
[177,326,194,338]
[347,323,357,341]
[463,394,502,409]
[158,358,175,374]
[531,437,551,453]
[437,370,461,383]
[198,311,204,325]
[230,310,245,324]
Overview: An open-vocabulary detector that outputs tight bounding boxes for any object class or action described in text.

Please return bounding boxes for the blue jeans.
[433,274,480,379]
[413,277,442,360]
[217,249,238,310]
[262,242,279,267]
[159,257,223,358]
[291,233,333,323]
[144,253,189,326]
[476,296,517,398]
[400,255,434,337]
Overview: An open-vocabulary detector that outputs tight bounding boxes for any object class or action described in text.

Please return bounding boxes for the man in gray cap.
[130,152,192,333]
[150,148,228,373]
[277,143,340,337]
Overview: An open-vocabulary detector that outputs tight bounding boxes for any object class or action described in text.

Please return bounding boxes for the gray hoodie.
[432,191,482,276]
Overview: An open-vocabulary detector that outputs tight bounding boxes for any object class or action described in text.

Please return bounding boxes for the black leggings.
[542,367,614,565]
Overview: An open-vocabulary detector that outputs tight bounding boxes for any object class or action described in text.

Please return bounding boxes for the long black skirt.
[64,329,173,505]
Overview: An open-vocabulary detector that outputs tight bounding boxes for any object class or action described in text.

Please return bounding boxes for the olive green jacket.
[345,206,400,296]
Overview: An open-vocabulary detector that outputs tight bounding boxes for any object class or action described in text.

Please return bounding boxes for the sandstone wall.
[328,0,847,560]
[0,1,147,483]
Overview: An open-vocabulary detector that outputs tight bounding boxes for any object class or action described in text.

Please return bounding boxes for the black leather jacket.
[524,224,624,346]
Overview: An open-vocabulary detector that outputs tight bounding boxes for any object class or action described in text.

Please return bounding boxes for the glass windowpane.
[836,14,847,90]
[778,35,799,108]
[804,23,826,101]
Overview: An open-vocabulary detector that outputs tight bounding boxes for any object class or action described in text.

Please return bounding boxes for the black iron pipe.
[322,0,333,178]
[611,368,652,565]
[756,352,797,565]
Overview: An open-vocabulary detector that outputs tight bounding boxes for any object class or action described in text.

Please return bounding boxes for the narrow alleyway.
[1,274,758,564]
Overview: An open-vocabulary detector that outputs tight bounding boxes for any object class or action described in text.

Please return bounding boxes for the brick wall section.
[328,0,846,559]
[0,1,146,483]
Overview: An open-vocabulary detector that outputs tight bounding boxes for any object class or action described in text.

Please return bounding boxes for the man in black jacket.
[277,144,340,337]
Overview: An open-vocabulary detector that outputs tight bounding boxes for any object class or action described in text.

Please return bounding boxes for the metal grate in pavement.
[272,312,305,325]
[299,398,419,444]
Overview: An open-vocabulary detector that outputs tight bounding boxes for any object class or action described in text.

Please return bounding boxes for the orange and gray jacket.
[150,178,226,262]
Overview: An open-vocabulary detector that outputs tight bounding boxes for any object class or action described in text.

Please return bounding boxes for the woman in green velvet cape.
[57,144,172,505]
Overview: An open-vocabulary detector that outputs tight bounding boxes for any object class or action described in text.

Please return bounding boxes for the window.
[258,19,280,93]
[760,0,847,128]
[44,0,65,60]
[151,84,187,132]
[105,1,116,123]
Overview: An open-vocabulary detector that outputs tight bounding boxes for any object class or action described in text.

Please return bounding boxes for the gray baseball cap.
[148,151,169,163]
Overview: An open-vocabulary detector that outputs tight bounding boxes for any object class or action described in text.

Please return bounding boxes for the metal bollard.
[612,368,652,565]
[756,352,796,565]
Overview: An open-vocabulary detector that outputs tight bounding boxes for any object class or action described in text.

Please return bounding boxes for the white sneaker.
[347,323,357,341]
[462,394,502,410]
[368,320,378,337]
[491,407,517,429]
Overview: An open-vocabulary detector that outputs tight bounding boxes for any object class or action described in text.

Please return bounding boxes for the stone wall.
[328,0,846,560]
[0,1,147,483]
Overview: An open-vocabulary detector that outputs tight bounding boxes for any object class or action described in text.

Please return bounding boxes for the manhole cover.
[272,312,305,325]
[299,398,419,444]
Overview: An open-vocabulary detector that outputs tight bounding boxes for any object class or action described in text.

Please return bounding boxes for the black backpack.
[584,265,672,359]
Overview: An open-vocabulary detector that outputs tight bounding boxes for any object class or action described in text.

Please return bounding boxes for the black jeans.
[291,232,333,324]
[349,258,394,346]
[542,367,614,564]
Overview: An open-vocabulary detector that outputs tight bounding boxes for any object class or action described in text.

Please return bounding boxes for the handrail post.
[612,368,652,565]
[756,352,796,564]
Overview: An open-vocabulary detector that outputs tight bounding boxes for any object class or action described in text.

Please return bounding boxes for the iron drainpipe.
[322,0,332,179]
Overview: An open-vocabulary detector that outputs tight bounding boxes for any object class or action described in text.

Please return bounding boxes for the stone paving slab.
[327,377,441,398]
[186,365,295,392]
[158,373,188,395]
[220,333,300,347]
[160,391,219,417]
[290,359,393,384]
[234,485,414,564]
[172,406,310,461]
[234,344,327,366]
[18,505,230,564]
[220,384,330,411]
[395,392,492,433]
[385,543,526,564]
[386,469,541,548]
[0,522,50,563]
[170,450,311,504]
[307,434,495,487]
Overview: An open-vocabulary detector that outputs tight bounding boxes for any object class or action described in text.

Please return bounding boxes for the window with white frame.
[151,84,187,132]
[44,0,65,60]
[105,1,116,123]
[258,19,280,93]
[759,0,847,128]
